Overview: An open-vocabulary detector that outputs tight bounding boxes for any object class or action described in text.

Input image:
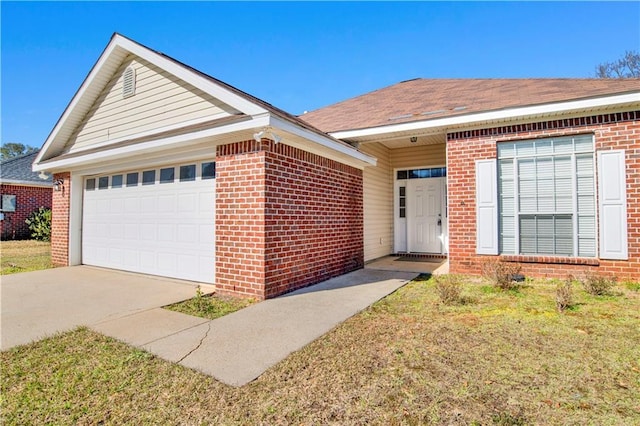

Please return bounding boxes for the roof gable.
[36,33,270,164]
[60,53,241,156]
[301,78,640,133]
[34,33,374,170]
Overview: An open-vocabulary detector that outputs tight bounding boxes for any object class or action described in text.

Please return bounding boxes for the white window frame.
[498,135,597,257]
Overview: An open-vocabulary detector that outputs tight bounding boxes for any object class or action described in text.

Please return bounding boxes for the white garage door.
[82,161,216,283]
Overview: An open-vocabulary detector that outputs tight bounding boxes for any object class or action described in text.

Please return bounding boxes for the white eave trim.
[34,115,270,172]
[269,115,377,167]
[330,92,640,140]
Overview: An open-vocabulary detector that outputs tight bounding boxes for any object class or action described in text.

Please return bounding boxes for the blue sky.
[2,1,639,148]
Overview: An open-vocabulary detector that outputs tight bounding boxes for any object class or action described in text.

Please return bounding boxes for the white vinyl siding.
[361,143,393,261]
[498,135,596,257]
[390,143,446,169]
[64,56,238,153]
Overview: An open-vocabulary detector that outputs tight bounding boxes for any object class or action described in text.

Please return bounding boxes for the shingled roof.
[1,151,51,185]
[300,78,640,133]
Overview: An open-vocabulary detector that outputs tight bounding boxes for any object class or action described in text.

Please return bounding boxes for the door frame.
[393,166,448,255]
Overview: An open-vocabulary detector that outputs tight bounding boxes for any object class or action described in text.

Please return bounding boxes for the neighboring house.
[1,151,53,240]
[33,33,640,299]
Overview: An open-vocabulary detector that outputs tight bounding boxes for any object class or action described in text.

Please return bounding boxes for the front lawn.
[0,240,52,275]
[2,275,639,424]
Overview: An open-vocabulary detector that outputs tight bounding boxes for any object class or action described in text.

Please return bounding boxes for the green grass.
[2,275,639,425]
[164,287,255,320]
[0,240,52,275]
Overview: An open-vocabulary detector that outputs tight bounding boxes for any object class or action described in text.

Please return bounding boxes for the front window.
[498,135,595,257]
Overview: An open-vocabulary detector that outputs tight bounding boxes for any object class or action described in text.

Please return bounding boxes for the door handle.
[437,219,442,226]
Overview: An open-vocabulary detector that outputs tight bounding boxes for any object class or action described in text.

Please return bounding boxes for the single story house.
[33,34,640,299]
[1,151,52,240]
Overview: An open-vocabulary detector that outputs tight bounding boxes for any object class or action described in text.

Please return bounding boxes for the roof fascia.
[330,92,640,140]
[269,115,377,167]
[33,115,270,172]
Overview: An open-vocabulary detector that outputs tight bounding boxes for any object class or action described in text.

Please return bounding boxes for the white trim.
[268,115,377,166]
[330,93,640,140]
[393,166,448,255]
[0,179,52,188]
[69,173,83,266]
[33,116,270,172]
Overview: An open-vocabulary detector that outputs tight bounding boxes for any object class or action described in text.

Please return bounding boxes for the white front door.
[407,178,442,253]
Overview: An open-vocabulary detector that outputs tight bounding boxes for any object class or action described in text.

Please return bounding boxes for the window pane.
[142,170,155,185]
[399,208,405,218]
[112,175,123,188]
[85,178,96,191]
[397,170,408,180]
[126,173,138,187]
[98,176,109,189]
[399,187,405,197]
[202,162,216,179]
[160,168,174,183]
[180,165,196,182]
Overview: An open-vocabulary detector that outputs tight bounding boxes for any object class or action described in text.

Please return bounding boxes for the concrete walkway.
[94,268,417,386]
[2,265,416,387]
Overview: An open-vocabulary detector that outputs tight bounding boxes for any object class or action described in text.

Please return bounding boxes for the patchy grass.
[165,287,255,320]
[2,276,639,425]
[0,240,52,275]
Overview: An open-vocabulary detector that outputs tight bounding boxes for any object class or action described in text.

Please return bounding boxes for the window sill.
[499,255,600,266]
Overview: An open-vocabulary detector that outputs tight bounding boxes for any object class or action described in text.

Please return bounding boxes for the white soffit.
[330,92,640,141]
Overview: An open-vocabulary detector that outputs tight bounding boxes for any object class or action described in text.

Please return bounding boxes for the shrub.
[580,271,617,296]
[556,278,574,312]
[434,274,464,305]
[25,207,52,242]
[481,259,522,290]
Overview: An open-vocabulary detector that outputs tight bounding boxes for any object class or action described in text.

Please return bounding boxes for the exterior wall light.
[53,178,64,191]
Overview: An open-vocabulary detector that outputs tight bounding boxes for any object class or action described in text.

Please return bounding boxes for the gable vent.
[122,66,136,98]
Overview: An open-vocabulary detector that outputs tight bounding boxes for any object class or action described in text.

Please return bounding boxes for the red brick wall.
[0,184,52,240]
[447,111,640,280]
[51,172,71,266]
[216,139,363,299]
[215,143,267,299]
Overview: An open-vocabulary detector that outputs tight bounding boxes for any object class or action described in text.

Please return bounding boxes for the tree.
[595,50,640,78]
[0,143,38,160]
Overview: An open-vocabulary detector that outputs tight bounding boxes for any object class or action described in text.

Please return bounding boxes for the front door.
[407,178,442,253]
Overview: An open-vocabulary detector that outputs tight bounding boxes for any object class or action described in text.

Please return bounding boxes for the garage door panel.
[82,164,215,283]
[199,224,215,244]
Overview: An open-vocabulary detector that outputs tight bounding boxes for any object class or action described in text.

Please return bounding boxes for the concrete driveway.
[1,265,418,386]
[0,266,210,350]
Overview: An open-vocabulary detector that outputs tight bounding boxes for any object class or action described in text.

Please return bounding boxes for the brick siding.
[0,184,52,240]
[216,139,363,299]
[447,111,640,280]
[50,172,71,266]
